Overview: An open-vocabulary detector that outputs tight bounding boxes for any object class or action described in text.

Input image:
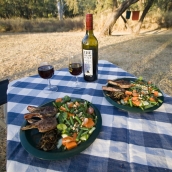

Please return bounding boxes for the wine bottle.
[82,14,98,82]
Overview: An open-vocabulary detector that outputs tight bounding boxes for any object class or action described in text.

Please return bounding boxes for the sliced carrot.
[68,102,74,108]
[153,91,159,97]
[149,97,156,102]
[123,96,129,102]
[62,136,74,146]
[132,90,137,93]
[55,98,62,102]
[72,132,77,140]
[67,112,74,118]
[60,106,67,111]
[65,141,77,150]
[132,92,139,97]
[132,100,141,106]
[148,81,152,85]
[125,90,132,96]
[83,118,95,128]
[132,97,139,101]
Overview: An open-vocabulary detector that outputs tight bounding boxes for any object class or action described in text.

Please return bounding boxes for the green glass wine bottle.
[82,14,98,82]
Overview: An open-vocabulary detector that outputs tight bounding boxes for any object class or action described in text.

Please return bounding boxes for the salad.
[104,77,163,110]
[53,96,97,150]
[122,78,163,110]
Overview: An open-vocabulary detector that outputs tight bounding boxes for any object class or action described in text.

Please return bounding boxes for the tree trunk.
[134,0,155,34]
[57,0,63,20]
[121,15,133,33]
[113,0,118,9]
[100,0,139,36]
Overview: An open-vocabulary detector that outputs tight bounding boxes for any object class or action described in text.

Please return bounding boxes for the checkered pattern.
[6,60,172,172]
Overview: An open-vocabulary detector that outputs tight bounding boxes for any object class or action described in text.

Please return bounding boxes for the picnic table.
[6,60,172,172]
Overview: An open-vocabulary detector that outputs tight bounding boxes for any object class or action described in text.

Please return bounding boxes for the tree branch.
[134,0,155,34]
[139,0,155,22]
[121,15,133,33]
[100,0,139,36]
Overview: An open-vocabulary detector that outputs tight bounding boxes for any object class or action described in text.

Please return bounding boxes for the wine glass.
[69,55,82,89]
[38,53,58,93]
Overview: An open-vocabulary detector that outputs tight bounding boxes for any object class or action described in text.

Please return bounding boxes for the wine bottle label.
[83,50,93,76]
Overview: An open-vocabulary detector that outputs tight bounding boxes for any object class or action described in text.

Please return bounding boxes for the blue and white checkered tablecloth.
[6,60,172,172]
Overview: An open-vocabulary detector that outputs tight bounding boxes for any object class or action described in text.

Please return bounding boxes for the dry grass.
[0,17,84,33]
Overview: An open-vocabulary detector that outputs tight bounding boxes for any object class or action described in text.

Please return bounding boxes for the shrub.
[0,16,84,33]
[147,11,172,29]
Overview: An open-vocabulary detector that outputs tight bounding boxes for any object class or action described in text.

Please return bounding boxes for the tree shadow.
[98,32,172,95]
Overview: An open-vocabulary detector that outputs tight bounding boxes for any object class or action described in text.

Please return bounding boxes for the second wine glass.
[69,55,82,89]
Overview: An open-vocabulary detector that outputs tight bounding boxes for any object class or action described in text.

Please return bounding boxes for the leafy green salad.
[119,77,163,110]
[53,96,97,150]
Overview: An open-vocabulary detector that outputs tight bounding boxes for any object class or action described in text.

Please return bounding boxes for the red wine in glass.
[37,58,57,93]
[69,63,82,76]
[69,55,82,89]
[38,65,54,79]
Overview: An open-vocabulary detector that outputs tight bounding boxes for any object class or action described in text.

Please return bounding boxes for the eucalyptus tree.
[134,0,155,34]
[154,0,172,12]
[99,0,139,35]
[64,0,96,17]
[100,0,156,35]
[95,0,116,13]
[57,0,64,20]
[0,0,15,18]
[0,0,57,19]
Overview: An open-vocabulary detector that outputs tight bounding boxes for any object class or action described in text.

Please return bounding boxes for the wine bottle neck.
[86,30,94,35]
[86,14,93,32]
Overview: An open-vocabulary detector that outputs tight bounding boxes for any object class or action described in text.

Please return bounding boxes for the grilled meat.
[108,80,132,89]
[102,86,124,92]
[37,129,60,151]
[24,113,43,120]
[27,106,57,117]
[21,117,57,133]
[108,91,125,100]
[22,106,58,132]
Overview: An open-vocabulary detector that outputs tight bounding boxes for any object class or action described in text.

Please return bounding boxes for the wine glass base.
[72,82,82,89]
[43,85,58,93]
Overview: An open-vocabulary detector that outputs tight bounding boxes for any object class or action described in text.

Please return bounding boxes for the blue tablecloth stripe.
[7,112,25,125]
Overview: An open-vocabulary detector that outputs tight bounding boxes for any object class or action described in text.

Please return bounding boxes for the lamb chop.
[21,106,58,133]
[102,86,124,92]
[27,105,57,117]
[108,80,132,89]
[21,116,57,132]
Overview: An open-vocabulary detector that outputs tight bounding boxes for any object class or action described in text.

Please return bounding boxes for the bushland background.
[0,0,172,33]
[0,0,172,171]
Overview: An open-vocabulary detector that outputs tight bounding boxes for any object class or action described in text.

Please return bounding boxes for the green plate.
[20,98,102,160]
[103,77,164,113]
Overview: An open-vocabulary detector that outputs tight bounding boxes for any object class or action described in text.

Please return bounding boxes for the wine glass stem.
[47,79,51,88]
[75,76,78,85]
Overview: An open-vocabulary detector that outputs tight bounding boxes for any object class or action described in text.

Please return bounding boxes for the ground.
[0,28,172,171]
